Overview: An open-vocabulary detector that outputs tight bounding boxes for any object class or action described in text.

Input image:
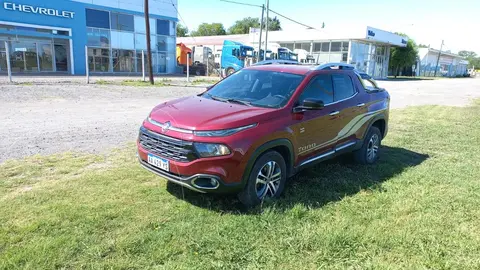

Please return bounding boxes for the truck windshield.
[202,69,304,108]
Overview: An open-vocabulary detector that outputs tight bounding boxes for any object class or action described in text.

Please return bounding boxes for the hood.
[149,96,273,130]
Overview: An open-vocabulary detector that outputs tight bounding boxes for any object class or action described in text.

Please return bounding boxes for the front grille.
[139,127,197,162]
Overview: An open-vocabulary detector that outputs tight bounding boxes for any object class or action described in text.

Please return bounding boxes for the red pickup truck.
[137,63,390,207]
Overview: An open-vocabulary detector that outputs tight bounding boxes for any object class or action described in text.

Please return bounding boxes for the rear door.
[330,73,368,149]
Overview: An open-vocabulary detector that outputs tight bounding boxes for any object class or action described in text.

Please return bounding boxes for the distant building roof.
[178,26,408,47]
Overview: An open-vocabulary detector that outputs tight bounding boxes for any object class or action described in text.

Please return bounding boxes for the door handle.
[329,111,340,116]
[357,103,365,107]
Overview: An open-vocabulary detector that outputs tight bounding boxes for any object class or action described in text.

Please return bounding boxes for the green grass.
[121,80,167,87]
[191,78,220,85]
[95,79,110,85]
[1,101,480,269]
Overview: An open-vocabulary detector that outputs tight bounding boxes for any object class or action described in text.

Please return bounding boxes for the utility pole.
[433,40,444,77]
[264,0,269,60]
[144,0,154,84]
[257,4,265,62]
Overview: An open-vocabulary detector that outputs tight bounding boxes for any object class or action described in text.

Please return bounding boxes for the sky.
[178,0,480,55]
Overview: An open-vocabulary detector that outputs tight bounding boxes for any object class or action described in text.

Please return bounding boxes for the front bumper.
[138,157,243,194]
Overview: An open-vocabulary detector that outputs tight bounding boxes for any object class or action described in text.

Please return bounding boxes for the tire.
[226,68,235,76]
[353,126,382,164]
[238,151,287,207]
[196,69,202,76]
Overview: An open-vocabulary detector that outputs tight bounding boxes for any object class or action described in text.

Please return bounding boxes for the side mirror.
[294,98,324,112]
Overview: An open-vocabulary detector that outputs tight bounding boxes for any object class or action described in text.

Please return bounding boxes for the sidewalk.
[0,74,221,87]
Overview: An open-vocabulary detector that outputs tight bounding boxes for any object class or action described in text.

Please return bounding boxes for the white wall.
[72,0,178,18]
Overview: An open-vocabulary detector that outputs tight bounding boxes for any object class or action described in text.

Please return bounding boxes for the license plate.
[147,154,169,171]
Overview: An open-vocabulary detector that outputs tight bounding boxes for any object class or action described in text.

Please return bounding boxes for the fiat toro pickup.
[137,63,390,206]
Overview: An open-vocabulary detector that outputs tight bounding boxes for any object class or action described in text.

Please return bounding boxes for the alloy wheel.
[255,161,282,199]
[366,133,380,162]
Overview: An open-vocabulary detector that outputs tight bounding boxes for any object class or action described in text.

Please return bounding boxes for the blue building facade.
[0,0,178,75]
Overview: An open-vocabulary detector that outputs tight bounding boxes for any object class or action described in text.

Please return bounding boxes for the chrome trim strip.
[300,141,357,167]
[335,141,357,151]
[299,150,335,167]
[191,177,220,190]
[147,117,193,134]
[139,160,206,193]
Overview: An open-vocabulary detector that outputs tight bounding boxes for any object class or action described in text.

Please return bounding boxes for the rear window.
[332,74,355,101]
[203,69,304,108]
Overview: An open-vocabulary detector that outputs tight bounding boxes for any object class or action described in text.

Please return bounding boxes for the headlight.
[194,123,257,137]
[194,143,231,157]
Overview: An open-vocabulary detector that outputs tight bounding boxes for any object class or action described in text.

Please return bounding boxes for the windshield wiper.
[205,94,252,106]
[225,98,252,107]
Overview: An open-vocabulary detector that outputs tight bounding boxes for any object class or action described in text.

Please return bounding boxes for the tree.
[228,16,282,34]
[176,24,188,37]
[458,50,477,59]
[190,23,226,36]
[418,44,429,48]
[266,16,281,31]
[228,17,260,34]
[459,50,480,68]
[389,34,419,78]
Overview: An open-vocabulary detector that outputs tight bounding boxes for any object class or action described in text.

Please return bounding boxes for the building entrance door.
[54,44,68,72]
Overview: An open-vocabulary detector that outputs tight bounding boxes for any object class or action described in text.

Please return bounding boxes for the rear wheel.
[226,68,235,76]
[238,151,287,207]
[353,126,382,164]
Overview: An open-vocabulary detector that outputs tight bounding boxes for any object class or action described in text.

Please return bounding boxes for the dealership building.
[0,0,178,75]
[179,26,408,79]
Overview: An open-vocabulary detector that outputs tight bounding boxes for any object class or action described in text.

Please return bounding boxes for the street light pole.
[144,0,154,84]
[257,4,265,62]
[433,40,444,77]
[264,0,269,60]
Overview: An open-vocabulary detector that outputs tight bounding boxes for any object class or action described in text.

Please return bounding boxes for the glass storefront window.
[156,20,169,35]
[134,16,146,33]
[136,50,144,72]
[11,42,38,72]
[87,28,110,48]
[88,48,110,72]
[38,43,53,71]
[111,31,135,50]
[111,13,134,32]
[86,9,110,29]
[112,49,135,72]
[342,42,349,52]
[320,42,330,52]
[330,42,341,52]
[301,43,310,51]
[170,21,176,36]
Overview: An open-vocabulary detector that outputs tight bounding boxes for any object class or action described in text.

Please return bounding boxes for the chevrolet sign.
[3,2,75,19]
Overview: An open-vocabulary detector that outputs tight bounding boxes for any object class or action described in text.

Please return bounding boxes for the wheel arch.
[241,139,295,188]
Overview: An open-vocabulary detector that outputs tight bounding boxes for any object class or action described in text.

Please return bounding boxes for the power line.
[169,0,196,42]
[268,8,318,30]
[219,0,319,30]
[220,0,262,8]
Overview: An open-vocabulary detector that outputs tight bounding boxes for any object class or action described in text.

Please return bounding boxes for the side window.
[332,74,356,101]
[298,74,333,104]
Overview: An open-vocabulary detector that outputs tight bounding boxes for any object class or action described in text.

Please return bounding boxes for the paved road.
[1,78,479,163]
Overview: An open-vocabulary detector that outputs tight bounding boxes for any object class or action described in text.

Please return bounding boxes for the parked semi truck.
[221,40,255,76]
[176,43,213,76]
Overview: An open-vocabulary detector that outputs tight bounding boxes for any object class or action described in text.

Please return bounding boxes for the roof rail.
[253,60,300,66]
[313,62,355,70]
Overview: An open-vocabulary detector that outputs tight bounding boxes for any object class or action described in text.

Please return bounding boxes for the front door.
[291,74,340,164]
[54,44,68,72]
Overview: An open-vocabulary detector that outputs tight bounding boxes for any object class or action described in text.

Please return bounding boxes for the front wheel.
[238,151,287,207]
[353,126,382,164]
